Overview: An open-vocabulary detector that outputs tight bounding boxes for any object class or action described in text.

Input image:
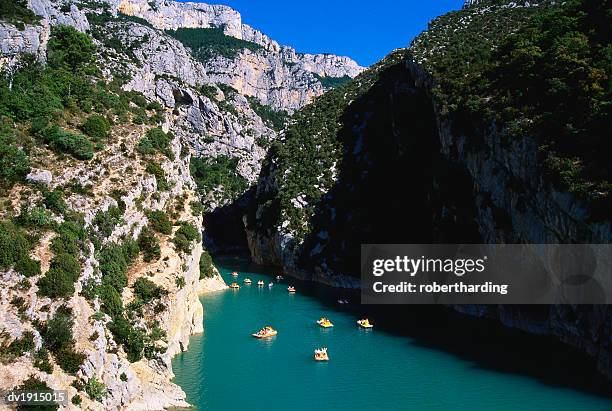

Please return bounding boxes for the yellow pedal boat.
[357,319,373,329]
[252,326,277,338]
[229,282,240,289]
[317,317,334,328]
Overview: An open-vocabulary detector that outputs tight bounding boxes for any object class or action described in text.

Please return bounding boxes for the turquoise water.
[172,256,611,410]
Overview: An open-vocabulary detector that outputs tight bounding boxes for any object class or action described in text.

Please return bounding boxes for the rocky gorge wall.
[114,0,364,111]
[245,38,612,383]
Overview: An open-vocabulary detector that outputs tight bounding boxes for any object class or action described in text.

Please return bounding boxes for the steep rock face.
[246,1,612,379]
[0,22,48,68]
[113,0,364,110]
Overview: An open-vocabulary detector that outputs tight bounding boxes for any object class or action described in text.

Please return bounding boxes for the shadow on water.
[214,255,612,399]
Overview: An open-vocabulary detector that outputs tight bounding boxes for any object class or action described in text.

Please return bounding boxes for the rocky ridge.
[113,0,365,110]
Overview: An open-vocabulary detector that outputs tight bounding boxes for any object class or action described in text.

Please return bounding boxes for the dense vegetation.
[190,155,248,204]
[0,25,159,190]
[0,0,40,28]
[38,220,86,299]
[166,27,263,63]
[172,222,201,253]
[137,127,174,159]
[38,306,86,375]
[199,248,214,279]
[245,96,289,132]
[411,0,611,211]
[313,74,352,88]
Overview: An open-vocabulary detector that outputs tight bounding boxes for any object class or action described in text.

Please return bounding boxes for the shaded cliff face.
[246,0,611,378]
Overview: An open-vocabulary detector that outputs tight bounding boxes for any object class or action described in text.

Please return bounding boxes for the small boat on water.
[287,286,296,293]
[338,299,349,304]
[257,280,265,286]
[276,275,284,280]
[252,326,277,339]
[231,271,238,277]
[357,319,373,329]
[229,282,240,289]
[314,347,329,361]
[268,282,273,288]
[317,317,334,328]
[244,278,252,284]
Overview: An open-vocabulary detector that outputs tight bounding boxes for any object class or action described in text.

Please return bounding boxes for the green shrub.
[137,127,173,158]
[15,206,54,229]
[40,126,94,160]
[84,378,107,402]
[246,95,288,132]
[42,306,73,352]
[146,210,172,235]
[71,395,82,406]
[93,205,122,238]
[81,115,110,140]
[98,240,139,292]
[36,253,81,299]
[175,276,185,289]
[33,348,53,373]
[199,249,214,279]
[125,327,145,362]
[47,25,96,72]
[55,343,85,374]
[133,277,166,303]
[313,73,352,88]
[16,256,41,277]
[145,162,169,191]
[51,220,86,256]
[36,268,75,298]
[0,0,41,27]
[189,200,205,216]
[172,222,200,253]
[189,156,248,202]
[0,222,31,270]
[100,284,123,319]
[0,126,30,186]
[7,331,35,358]
[42,189,67,214]
[137,227,160,262]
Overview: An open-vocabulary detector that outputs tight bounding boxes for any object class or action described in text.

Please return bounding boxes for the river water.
[171,256,611,410]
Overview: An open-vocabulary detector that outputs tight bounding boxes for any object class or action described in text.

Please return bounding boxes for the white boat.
[257,280,265,286]
[276,275,284,280]
[268,282,273,288]
[244,278,252,284]
[314,347,329,361]
[231,271,238,277]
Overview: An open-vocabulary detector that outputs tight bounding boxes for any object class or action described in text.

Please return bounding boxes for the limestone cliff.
[114,0,365,110]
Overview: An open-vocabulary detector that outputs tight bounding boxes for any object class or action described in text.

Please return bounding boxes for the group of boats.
[233,270,372,362]
[229,272,296,293]
[250,317,373,361]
